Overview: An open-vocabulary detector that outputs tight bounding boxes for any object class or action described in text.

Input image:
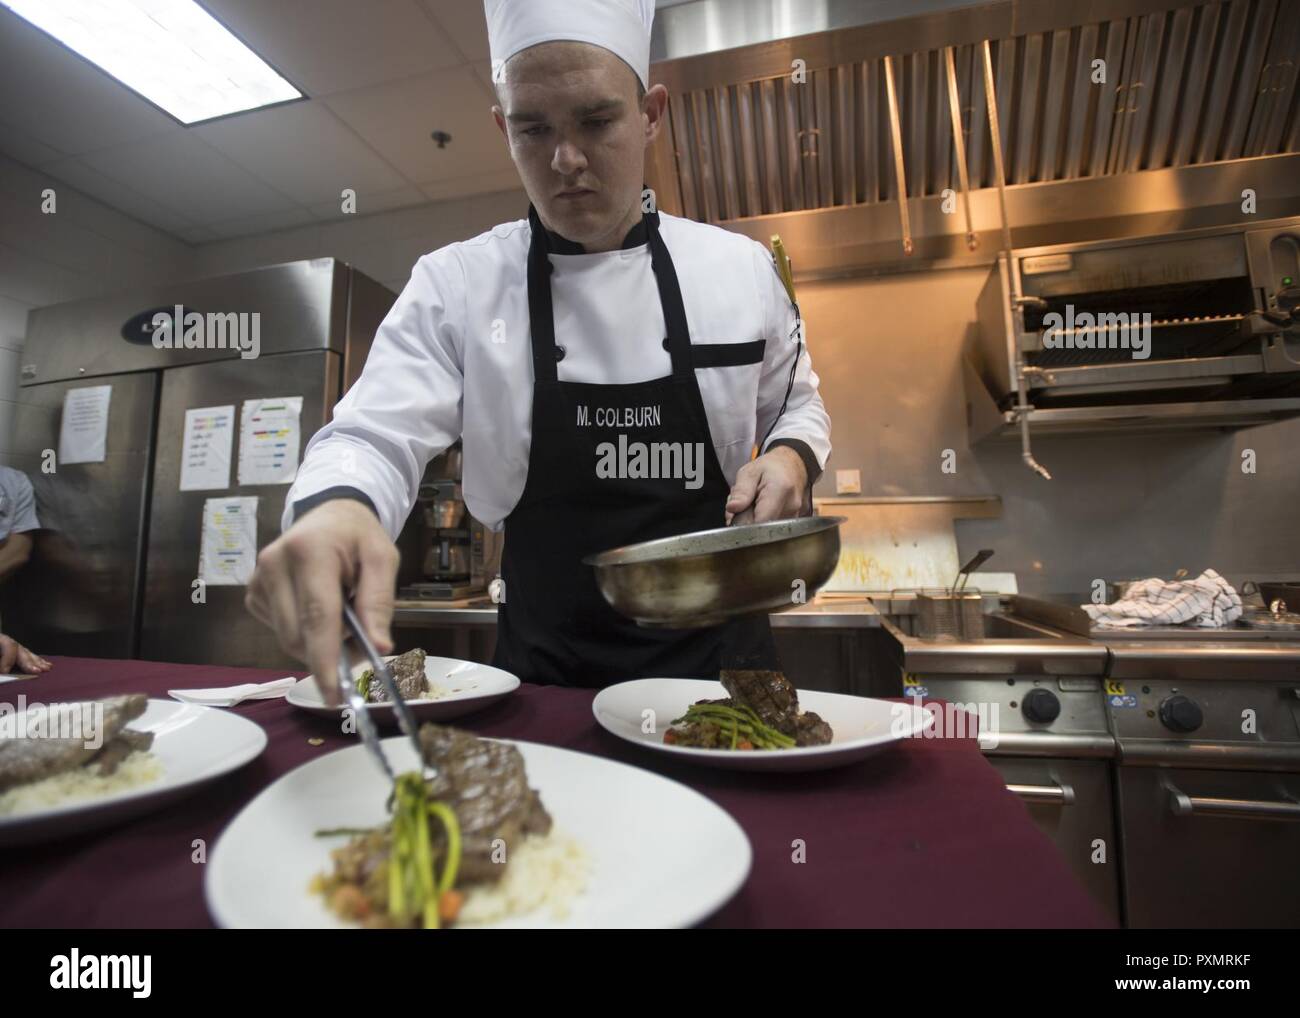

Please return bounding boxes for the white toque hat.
[484,0,656,90]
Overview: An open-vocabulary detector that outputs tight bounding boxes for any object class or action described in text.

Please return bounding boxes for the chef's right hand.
[245,499,398,705]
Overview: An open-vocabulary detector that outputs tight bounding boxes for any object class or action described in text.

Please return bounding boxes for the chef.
[246,0,831,695]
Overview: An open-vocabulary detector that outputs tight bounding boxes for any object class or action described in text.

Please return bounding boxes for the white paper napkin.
[168,676,297,706]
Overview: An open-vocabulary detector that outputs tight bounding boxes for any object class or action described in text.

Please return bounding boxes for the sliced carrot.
[330,883,371,919]
[440,889,464,922]
[737,740,754,750]
[663,729,678,744]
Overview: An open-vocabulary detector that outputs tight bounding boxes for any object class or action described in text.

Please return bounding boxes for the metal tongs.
[337,602,432,783]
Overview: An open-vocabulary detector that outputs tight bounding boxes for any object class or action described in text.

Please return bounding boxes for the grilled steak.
[720,669,800,736]
[367,648,428,702]
[93,728,156,776]
[668,672,835,749]
[794,711,833,747]
[418,724,551,884]
[0,694,149,792]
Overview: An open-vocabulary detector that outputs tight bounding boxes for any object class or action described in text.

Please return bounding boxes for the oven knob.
[1159,695,1203,733]
[1022,688,1061,724]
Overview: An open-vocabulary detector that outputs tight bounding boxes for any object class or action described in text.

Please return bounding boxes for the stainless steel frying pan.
[584,515,845,628]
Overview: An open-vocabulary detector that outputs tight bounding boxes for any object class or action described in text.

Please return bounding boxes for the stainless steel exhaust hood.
[646,0,1300,277]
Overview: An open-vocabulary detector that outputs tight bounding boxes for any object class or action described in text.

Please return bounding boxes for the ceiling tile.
[0,10,177,154]
[417,167,522,203]
[206,206,317,239]
[323,67,511,185]
[0,116,65,168]
[0,240,87,307]
[177,226,221,245]
[307,184,429,221]
[190,229,327,277]
[204,0,463,98]
[471,59,497,97]
[79,133,300,224]
[39,157,198,234]
[0,294,35,350]
[467,187,529,225]
[420,0,490,63]
[194,102,409,204]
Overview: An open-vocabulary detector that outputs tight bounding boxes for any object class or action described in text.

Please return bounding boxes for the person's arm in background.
[0,531,33,583]
[0,632,51,674]
[0,470,40,583]
[725,242,832,524]
[245,250,467,698]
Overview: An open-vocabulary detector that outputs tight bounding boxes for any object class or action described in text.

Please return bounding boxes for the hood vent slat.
[652,0,1300,226]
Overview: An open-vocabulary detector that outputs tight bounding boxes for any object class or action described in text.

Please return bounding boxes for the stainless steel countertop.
[873,598,1300,678]
[392,597,886,629]
[874,608,1111,676]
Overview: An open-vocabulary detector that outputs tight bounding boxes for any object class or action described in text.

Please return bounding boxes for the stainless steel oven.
[1104,658,1300,928]
[874,602,1122,923]
[1013,595,1300,927]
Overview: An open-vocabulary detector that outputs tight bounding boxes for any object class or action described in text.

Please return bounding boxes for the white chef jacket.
[284,212,832,537]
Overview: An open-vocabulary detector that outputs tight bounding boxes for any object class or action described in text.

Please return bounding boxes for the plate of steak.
[288,652,519,724]
[0,698,266,845]
[205,726,750,928]
[593,677,934,772]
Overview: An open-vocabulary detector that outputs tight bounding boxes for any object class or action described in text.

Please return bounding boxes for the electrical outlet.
[835,469,861,494]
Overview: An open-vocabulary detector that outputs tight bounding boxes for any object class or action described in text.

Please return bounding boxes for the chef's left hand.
[0,634,52,674]
[725,446,809,524]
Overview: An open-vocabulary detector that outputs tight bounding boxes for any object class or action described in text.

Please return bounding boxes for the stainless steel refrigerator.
[1,259,395,668]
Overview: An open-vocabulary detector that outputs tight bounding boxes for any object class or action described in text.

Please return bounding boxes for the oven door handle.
[1168,786,1300,821]
[1007,781,1075,806]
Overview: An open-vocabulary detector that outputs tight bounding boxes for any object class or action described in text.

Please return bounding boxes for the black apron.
[491,204,775,688]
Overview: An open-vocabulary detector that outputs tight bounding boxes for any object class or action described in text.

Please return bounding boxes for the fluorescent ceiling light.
[2,0,302,124]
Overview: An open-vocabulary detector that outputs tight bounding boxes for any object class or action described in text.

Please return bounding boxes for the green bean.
[673,703,797,749]
[313,827,376,837]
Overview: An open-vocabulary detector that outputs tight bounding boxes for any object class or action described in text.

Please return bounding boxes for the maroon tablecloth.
[0,657,1109,928]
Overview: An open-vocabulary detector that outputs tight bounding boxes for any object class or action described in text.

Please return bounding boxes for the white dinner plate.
[206,736,751,929]
[289,655,520,724]
[592,678,935,772]
[0,698,267,845]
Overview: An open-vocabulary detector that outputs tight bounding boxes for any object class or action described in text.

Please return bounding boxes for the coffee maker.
[398,444,502,600]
